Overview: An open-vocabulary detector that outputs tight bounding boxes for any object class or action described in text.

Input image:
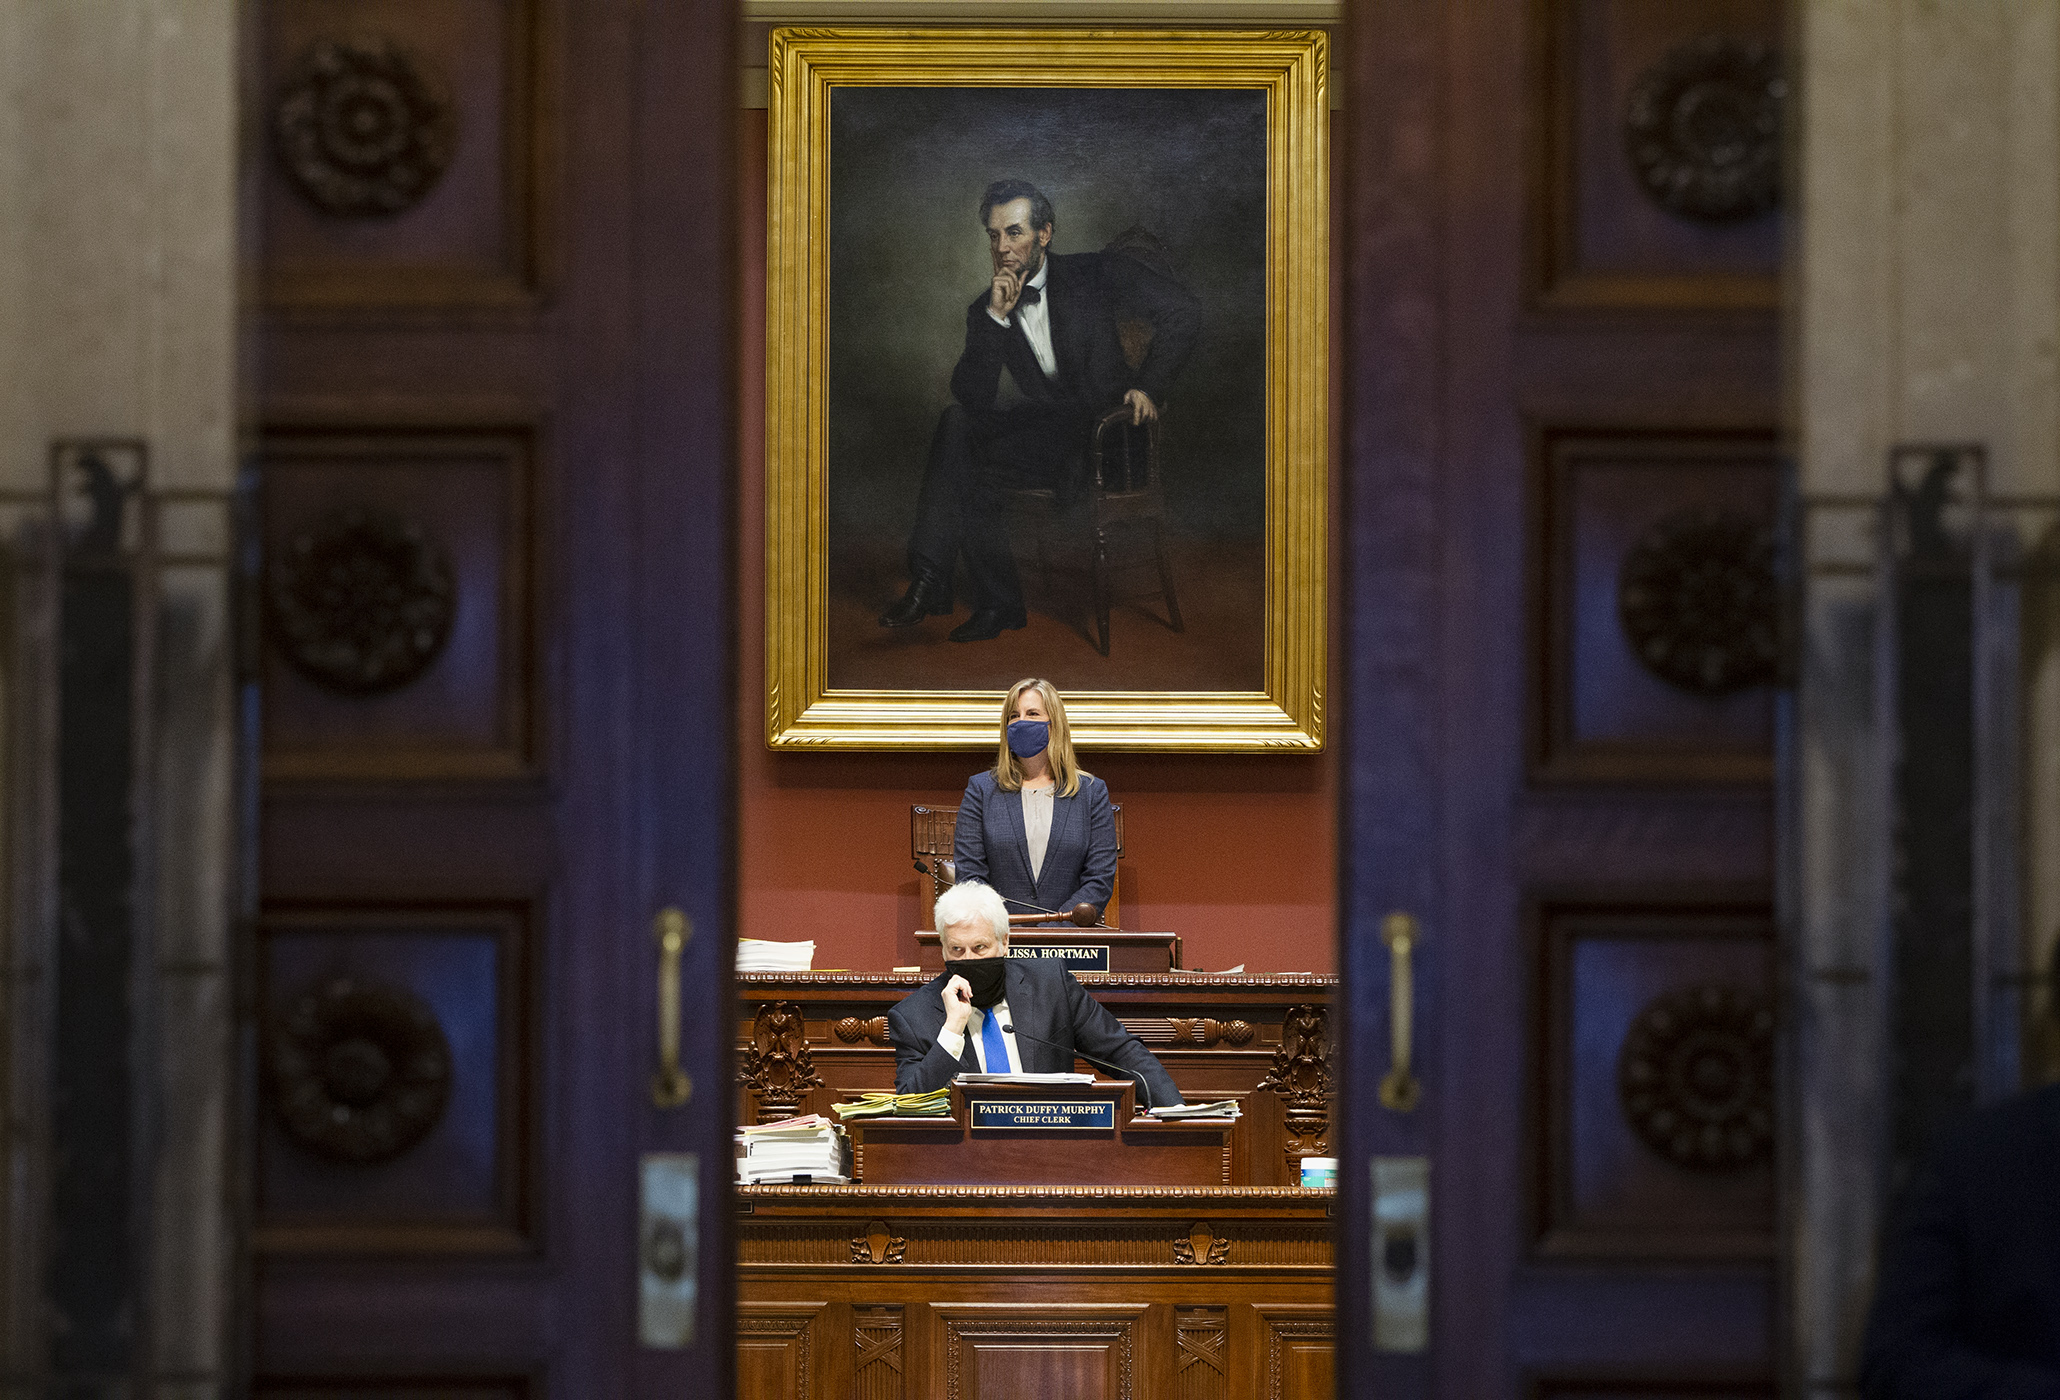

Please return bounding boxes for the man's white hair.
[934,881,1010,943]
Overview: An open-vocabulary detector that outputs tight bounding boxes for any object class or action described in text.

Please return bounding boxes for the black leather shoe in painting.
[878,572,953,628]
[948,607,1028,643]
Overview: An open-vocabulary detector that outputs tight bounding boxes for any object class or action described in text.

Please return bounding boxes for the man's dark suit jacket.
[951,770,1116,918]
[886,957,1182,1107]
[950,249,1202,422]
[1861,1083,2060,1398]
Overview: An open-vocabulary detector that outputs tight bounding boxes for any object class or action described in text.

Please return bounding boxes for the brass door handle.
[652,907,693,1108]
[1379,912,1421,1112]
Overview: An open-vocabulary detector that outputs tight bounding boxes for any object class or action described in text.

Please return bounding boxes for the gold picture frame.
[765,26,1327,750]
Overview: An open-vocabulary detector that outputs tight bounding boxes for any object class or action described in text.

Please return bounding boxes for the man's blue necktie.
[979,1007,1013,1073]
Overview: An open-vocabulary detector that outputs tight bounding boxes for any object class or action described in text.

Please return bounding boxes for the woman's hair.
[992,677,1089,797]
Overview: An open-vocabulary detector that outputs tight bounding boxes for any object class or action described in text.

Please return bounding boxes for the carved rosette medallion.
[270,505,456,695]
[1618,983,1774,1171]
[274,37,456,216]
[1254,1005,1334,1162]
[1617,507,1778,695]
[739,1001,825,1122]
[1624,35,1785,222]
[271,975,452,1162]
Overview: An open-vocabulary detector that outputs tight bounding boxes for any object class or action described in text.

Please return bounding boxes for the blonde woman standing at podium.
[951,678,1116,922]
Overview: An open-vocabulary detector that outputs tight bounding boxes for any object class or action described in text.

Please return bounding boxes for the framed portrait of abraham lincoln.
[764,28,1327,750]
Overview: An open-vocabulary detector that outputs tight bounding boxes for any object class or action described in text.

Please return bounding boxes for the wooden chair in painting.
[1004,227,1187,657]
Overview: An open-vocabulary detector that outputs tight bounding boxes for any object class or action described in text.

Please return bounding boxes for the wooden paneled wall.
[251,0,739,1390]
[1341,0,1782,1392]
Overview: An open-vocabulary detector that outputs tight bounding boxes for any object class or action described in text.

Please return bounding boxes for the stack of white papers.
[735,1114,849,1183]
[1148,1099,1242,1120]
[954,1072,1095,1085]
[736,938,815,973]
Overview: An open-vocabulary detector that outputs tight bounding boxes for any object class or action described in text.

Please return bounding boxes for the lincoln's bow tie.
[1015,284,1042,309]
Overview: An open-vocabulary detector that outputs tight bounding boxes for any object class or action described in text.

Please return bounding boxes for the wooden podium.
[850,1080,1236,1187]
[734,972,1337,1397]
[737,1182,1334,1398]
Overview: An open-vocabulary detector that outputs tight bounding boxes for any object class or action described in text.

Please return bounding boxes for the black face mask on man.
[945,953,1009,1009]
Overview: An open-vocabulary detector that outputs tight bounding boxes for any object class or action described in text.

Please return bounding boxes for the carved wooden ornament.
[833,1015,889,1045]
[739,1001,825,1122]
[853,1306,905,1388]
[850,1218,908,1265]
[275,36,456,216]
[1617,506,1778,695]
[270,504,456,695]
[1255,1004,1334,1162]
[1618,982,1774,1171]
[1173,1220,1232,1265]
[270,975,452,1163]
[1255,1006,1332,1103]
[1119,1016,1256,1047]
[1176,1307,1228,1392]
[1624,35,1785,222]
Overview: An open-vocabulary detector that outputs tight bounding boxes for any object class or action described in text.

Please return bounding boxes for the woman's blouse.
[1021,783,1055,879]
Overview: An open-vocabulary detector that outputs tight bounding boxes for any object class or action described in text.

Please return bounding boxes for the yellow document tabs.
[833,1088,951,1119]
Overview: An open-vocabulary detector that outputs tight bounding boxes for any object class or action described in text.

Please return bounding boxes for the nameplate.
[970,1099,1117,1131]
[1007,944,1111,972]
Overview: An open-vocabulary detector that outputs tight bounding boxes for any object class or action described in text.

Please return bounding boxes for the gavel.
[912,862,1105,929]
[1007,903,1102,928]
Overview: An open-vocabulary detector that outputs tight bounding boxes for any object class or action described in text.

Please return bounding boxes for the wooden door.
[248,1,738,1396]
[1340,1,1782,1395]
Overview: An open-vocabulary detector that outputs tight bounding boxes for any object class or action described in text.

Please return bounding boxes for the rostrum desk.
[735,971,1337,1398]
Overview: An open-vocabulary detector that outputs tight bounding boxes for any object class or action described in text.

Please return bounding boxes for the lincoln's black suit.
[886,957,1182,1106]
[905,249,1202,614]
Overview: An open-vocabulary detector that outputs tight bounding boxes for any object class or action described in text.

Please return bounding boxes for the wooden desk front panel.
[736,974,1339,1185]
[737,1185,1335,1400]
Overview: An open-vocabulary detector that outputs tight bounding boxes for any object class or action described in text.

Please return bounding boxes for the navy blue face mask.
[1006,719,1050,758]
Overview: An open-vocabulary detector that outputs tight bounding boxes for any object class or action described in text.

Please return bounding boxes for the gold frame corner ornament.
[764,27,1328,752]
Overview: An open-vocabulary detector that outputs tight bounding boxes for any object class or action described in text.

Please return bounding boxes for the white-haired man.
[886,880,1182,1106]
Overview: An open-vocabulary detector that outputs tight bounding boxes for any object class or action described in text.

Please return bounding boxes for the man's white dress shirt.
[936,1001,1023,1072]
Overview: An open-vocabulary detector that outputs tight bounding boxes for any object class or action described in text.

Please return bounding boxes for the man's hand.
[988,267,1025,321]
[941,974,974,1035]
[1123,388,1158,425]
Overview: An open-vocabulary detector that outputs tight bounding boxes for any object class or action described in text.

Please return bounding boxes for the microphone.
[930,876,1104,928]
[1001,1022,1156,1113]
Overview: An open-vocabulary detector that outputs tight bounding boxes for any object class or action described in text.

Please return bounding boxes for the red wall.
[735,115,1339,975]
